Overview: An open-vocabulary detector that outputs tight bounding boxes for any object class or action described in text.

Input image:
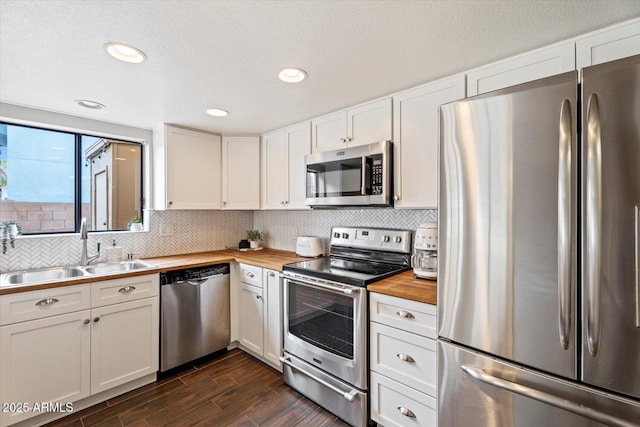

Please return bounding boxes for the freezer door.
[438,341,640,427]
[439,72,578,378]
[581,54,640,399]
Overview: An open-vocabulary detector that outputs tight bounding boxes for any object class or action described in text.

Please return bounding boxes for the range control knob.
[394,236,402,243]
[383,235,391,242]
[342,233,349,239]
[333,232,340,238]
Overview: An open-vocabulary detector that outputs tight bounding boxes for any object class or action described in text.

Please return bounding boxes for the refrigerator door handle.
[558,98,573,350]
[461,365,635,427]
[586,92,602,357]
[636,205,639,328]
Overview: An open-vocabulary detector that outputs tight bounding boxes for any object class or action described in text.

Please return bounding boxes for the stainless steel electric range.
[281,226,412,427]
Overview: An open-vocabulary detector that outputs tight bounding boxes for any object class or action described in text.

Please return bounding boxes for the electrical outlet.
[160,223,174,237]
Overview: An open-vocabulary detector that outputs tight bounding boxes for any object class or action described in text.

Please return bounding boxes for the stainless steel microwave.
[305,140,392,207]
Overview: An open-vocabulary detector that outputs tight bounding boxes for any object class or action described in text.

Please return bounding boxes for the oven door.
[283,274,367,389]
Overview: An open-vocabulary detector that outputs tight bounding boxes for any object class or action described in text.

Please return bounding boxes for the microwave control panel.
[371,154,383,195]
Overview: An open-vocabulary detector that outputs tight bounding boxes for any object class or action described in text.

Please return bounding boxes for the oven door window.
[307,158,362,197]
[288,282,354,359]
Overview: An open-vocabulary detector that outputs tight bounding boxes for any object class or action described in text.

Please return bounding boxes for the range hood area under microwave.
[305,140,393,208]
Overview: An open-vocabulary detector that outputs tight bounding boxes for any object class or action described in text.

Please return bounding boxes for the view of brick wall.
[0,201,90,233]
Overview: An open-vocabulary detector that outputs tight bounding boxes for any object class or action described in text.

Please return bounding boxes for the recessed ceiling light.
[206,108,229,117]
[104,42,147,64]
[278,68,307,83]
[75,99,106,110]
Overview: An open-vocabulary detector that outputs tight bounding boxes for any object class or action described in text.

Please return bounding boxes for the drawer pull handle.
[36,298,59,307]
[396,310,415,319]
[398,406,416,418]
[118,285,135,293]
[248,272,255,278]
[397,353,415,363]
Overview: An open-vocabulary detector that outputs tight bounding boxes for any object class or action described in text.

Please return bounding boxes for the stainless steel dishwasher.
[160,263,230,372]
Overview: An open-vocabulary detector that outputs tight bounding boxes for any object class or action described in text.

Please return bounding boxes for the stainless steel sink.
[83,260,153,275]
[2,266,87,285]
[0,260,154,287]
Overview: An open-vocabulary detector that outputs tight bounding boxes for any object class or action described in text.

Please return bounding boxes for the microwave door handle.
[361,157,367,195]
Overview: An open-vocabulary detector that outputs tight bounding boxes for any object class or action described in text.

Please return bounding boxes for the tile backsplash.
[1,208,436,271]
[0,210,253,272]
[254,208,437,252]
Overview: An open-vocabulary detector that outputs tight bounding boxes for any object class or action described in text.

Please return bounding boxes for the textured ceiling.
[1,0,639,134]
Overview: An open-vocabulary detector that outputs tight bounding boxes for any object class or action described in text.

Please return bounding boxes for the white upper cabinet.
[153,124,222,210]
[261,122,311,210]
[311,98,392,153]
[393,75,466,209]
[576,18,640,69]
[466,41,575,96]
[286,122,312,209]
[222,135,261,210]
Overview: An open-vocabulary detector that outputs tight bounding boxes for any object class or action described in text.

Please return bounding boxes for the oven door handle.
[284,275,359,295]
[279,356,359,402]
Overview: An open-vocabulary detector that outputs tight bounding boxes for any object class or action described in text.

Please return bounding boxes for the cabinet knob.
[397,407,416,418]
[248,272,255,278]
[168,201,173,206]
[268,272,275,277]
[393,195,400,201]
[93,317,100,323]
[83,319,90,325]
[119,285,135,293]
[256,295,262,300]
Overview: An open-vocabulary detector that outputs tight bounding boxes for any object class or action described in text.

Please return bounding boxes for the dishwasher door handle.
[186,273,226,285]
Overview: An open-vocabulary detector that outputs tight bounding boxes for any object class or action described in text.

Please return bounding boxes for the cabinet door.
[222,136,260,209]
[286,121,311,209]
[393,75,465,208]
[467,41,575,96]
[263,269,282,370]
[238,282,264,355]
[261,130,288,209]
[0,311,91,426]
[311,111,347,153]
[347,97,392,148]
[576,18,640,69]
[165,126,222,209]
[90,298,159,394]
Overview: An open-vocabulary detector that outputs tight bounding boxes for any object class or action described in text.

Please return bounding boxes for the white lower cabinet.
[0,274,159,427]
[370,292,437,427]
[90,297,159,395]
[235,263,282,370]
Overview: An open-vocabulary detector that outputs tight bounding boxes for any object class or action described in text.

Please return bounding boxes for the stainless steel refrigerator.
[438,54,640,426]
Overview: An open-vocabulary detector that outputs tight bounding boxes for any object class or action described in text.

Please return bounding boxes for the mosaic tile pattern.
[254,208,437,253]
[0,210,253,272]
[1,208,436,271]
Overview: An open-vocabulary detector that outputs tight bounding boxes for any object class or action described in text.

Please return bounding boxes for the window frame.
[0,120,145,235]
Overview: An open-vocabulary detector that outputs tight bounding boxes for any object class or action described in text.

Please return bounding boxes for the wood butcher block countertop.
[368,270,437,305]
[0,248,307,295]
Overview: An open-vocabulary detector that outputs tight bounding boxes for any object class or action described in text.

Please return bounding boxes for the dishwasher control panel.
[160,263,230,284]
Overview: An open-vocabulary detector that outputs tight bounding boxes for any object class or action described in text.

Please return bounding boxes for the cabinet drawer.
[0,284,91,325]
[371,322,437,397]
[91,274,159,308]
[371,371,437,427]
[239,263,263,287]
[370,292,436,338]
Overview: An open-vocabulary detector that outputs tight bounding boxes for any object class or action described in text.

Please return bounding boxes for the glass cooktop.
[283,256,409,287]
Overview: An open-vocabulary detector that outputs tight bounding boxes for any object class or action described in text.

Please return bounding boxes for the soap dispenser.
[105,239,122,262]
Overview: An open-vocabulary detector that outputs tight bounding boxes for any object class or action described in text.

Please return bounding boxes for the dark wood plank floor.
[45,349,350,427]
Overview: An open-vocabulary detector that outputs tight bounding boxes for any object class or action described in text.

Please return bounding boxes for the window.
[0,122,143,234]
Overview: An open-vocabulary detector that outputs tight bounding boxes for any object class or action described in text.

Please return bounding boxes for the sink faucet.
[80,218,101,265]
